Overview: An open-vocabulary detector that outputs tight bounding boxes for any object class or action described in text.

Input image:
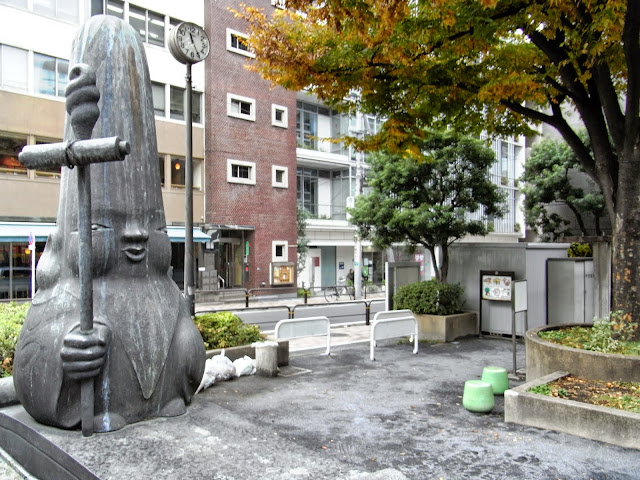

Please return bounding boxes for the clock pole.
[185,62,195,316]
[168,21,209,317]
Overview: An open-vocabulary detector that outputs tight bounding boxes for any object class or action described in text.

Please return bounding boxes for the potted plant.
[393,280,478,342]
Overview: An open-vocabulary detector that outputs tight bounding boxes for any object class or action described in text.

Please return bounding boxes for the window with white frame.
[227,159,256,185]
[272,165,288,188]
[227,93,256,121]
[271,0,286,8]
[34,53,68,97]
[168,155,203,189]
[0,44,28,92]
[272,241,288,262]
[5,0,79,22]
[35,0,78,22]
[226,28,254,58]
[272,104,288,128]
[159,84,202,123]
[108,2,166,47]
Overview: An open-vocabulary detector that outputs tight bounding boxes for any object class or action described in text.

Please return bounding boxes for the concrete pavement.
[1,324,639,479]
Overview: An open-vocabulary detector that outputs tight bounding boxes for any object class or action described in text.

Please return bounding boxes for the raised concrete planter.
[505,371,640,450]
[414,312,478,342]
[206,339,289,367]
[526,325,640,382]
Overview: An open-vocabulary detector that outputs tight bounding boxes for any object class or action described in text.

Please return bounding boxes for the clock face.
[170,22,210,64]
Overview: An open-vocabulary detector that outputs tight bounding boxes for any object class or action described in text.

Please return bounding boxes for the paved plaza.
[1,328,639,479]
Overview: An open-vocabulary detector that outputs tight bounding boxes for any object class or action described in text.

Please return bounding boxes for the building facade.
[204,0,298,291]
[0,0,208,299]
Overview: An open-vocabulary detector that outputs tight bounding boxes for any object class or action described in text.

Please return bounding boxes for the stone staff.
[19,64,129,436]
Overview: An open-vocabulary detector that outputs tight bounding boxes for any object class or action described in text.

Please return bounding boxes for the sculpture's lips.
[123,246,147,262]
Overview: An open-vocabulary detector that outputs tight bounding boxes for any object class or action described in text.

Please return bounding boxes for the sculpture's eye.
[157,226,167,234]
[91,223,110,231]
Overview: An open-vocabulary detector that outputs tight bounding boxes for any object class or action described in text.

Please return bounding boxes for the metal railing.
[197,297,386,325]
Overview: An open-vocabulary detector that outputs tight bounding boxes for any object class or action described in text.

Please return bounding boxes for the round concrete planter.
[525,324,640,383]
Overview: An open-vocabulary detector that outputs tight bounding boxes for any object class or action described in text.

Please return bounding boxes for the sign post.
[28,232,35,298]
[512,280,528,376]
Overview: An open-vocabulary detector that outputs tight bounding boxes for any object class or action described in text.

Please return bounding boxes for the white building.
[0,0,208,298]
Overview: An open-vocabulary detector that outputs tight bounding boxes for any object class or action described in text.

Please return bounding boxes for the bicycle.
[324,280,354,302]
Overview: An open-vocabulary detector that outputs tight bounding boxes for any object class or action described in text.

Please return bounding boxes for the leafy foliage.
[297,205,310,274]
[238,0,640,337]
[520,136,606,241]
[348,130,505,282]
[568,242,593,258]
[538,311,639,356]
[194,312,263,350]
[0,302,29,377]
[393,280,464,315]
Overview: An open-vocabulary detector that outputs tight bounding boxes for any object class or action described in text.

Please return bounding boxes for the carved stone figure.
[13,15,205,433]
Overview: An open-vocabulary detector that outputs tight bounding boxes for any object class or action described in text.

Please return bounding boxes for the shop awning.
[0,222,56,242]
[166,226,211,243]
[0,222,210,244]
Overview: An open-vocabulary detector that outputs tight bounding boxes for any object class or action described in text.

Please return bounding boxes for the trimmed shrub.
[194,311,263,349]
[393,280,464,315]
[0,302,29,377]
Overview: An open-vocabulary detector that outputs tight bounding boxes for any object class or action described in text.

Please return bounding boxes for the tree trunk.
[566,202,588,236]
[612,149,640,341]
[427,247,441,283]
[440,245,449,284]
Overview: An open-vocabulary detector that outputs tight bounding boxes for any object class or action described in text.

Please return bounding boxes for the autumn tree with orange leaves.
[238,0,640,338]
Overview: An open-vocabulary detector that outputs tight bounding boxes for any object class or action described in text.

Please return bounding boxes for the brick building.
[203,0,298,290]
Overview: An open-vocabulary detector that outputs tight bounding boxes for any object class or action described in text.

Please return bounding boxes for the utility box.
[546,258,594,325]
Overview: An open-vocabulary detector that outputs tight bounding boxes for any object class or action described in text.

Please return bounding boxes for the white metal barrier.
[370,309,418,360]
[274,316,331,355]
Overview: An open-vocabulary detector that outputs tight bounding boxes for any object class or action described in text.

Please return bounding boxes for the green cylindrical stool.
[481,366,509,395]
[462,380,494,413]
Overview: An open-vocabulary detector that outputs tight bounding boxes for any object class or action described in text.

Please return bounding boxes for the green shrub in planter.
[194,311,263,350]
[393,280,464,315]
[0,302,29,377]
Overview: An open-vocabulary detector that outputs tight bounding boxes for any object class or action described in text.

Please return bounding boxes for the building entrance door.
[217,238,243,288]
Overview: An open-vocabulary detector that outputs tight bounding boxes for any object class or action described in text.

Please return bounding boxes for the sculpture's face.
[63,205,170,279]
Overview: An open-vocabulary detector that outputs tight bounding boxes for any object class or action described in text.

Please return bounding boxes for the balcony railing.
[299,202,348,221]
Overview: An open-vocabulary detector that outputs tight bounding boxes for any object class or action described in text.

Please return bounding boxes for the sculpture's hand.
[61,323,111,380]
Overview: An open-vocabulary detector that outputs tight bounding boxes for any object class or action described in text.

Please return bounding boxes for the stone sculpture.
[13,15,205,433]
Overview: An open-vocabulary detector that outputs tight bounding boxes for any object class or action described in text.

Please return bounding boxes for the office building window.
[105,0,124,19]
[0,44,28,92]
[34,138,62,177]
[0,133,27,176]
[226,28,254,58]
[34,53,68,97]
[128,5,165,47]
[272,165,288,188]
[158,156,165,187]
[0,1,28,7]
[296,102,319,149]
[169,156,202,189]
[227,159,256,185]
[227,93,255,121]
[170,86,202,123]
[152,82,165,117]
[297,167,318,215]
[31,0,78,22]
[272,104,288,128]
